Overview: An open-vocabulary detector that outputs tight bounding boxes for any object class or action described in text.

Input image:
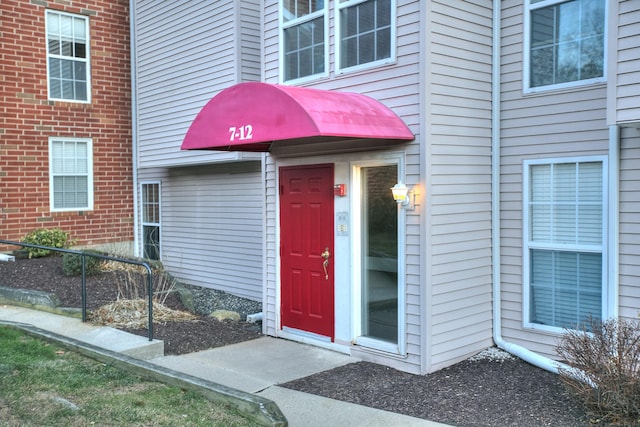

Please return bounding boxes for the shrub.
[62,250,105,277]
[21,228,73,258]
[556,317,640,426]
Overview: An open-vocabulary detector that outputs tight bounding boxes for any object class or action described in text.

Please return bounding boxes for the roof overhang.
[181,82,414,152]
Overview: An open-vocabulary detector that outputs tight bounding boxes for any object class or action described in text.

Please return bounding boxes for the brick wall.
[0,0,133,248]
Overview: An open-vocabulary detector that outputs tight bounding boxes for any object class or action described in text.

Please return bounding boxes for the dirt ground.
[0,255,593,426]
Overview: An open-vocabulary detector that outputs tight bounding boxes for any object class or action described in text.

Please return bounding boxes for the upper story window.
[46,10,90,102]
[281,0,328,82]
[280,0,396,83]
[49,137,94,212]
[525,0,605,92]
[337,0,394,72]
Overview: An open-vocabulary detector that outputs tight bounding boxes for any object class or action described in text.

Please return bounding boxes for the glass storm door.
[361,165,398,343]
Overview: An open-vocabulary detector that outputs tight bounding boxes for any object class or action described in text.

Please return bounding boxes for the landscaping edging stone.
[0,286,81,318]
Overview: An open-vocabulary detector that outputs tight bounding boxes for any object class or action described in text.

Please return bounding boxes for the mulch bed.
[0,255,594,426]
[0,256,261,355]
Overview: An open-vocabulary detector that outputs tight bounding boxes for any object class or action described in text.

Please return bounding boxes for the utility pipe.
[0,254,15,262]
[491,0,569,374]
[130,0,140,258]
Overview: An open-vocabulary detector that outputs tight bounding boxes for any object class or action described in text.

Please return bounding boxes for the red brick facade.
[0,0,133,248]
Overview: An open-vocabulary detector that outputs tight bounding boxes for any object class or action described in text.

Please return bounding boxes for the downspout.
[129,0,140,257]
[608,125,619,319]
[491,0,568,374]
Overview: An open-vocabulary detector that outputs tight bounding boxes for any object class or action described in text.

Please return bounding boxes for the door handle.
[320,247,330,280]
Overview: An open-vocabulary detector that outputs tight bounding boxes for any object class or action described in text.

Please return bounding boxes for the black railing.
[0,239,155,341]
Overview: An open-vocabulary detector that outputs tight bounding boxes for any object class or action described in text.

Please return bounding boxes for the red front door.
[280,164,335,340]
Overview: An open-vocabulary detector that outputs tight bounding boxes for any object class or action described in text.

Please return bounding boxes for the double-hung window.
[141,182,161,260]
[49,137,93,212]
[525,0,605,91]
[337,0,394,72]
[524,158,607,331]
[281,0,327,82]
[46,10,90,102]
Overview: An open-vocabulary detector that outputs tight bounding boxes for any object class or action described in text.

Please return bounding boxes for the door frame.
[273,152,407,356]
[351,158,407,355]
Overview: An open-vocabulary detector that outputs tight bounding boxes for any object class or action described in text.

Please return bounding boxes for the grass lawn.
[0,326,258,426]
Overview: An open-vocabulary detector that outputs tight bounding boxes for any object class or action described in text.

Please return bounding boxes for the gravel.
[174,283,262,319]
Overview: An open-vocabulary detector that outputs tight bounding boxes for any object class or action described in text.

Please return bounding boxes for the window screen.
[526,160,604,329]
[49,138,92,211]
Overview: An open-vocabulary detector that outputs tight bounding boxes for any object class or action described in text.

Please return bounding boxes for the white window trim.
[351,157,406,355]
[140,181,162,260]
[279,0,329,84]
[45,9,92,103]
[522,156,609,334]
[335,0,397,75]
[522,0,608,94]
[48,137,94,212]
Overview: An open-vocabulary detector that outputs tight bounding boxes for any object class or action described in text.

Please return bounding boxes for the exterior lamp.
[391,182,411,207]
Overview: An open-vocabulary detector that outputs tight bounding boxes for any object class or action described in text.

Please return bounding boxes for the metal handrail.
[0,239,155,341]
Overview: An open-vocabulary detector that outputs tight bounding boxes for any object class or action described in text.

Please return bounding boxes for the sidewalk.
[0,304,449,427]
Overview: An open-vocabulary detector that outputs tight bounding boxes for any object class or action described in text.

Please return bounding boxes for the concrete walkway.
[0,304,449,427]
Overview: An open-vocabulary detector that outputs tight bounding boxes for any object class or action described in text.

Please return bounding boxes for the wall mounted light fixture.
[391,182,414,210]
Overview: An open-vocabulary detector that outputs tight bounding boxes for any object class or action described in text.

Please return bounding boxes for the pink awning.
[181,82,414,152]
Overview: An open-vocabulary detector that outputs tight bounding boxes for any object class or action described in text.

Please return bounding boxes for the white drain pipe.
[491,0,567,374]
[0,254,15,262]
[130,0,140,258]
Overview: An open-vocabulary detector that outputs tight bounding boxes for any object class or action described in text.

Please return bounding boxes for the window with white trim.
[281,0,327,82]
[49,137,93,211]
[525,0,605,91]
[337,0,394,71]
[141,182,161,260]
[524,158,607,330]
[46,10,90,102]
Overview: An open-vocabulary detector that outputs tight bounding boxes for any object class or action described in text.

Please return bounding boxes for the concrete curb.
[0,320,288,427]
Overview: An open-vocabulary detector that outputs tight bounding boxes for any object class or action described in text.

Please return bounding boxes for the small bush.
[556,317,640,426]
[62,251,105,276]
[21,228,73,258]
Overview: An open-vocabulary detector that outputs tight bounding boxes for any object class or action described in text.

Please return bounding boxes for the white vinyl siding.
[134,0,262,168]
[606,1,640,125]
[524,0,606,93]
[426,0,494,371]
[46,10,90,102]
[49,137,93,212]
[143,163,263,301]
[524,158,606,331]
[618,127,640,319]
